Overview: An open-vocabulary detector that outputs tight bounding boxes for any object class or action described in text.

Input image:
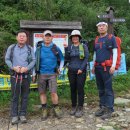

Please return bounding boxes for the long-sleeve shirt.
[65,43,89,72]
[5,44,36,71]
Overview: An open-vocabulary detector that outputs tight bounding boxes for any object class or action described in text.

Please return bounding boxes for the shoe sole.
[21,120,27,124]
[11,121,19,125]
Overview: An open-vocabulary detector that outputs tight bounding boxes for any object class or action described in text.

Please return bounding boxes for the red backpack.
[94,34,122,70]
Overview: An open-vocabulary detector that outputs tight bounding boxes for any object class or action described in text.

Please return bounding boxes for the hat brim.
[69,35,82,40]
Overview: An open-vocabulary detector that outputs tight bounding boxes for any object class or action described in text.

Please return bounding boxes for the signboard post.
[97,6,125,34]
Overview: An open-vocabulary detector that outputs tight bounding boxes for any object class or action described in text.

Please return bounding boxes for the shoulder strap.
[10,44,16,62]
[95,36,99,44]
[108,34,113,39]
[26,44,31,55]
[51,44,59,56]
[37,41,43,48]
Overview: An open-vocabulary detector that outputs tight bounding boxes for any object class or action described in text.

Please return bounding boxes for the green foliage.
[0,0,130,72]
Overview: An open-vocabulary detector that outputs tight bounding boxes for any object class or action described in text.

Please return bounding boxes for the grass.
[0,70,130,113]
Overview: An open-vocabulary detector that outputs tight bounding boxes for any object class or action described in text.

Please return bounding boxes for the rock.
[10,128,22,130]
[109,121,116,126]
[84,103,87,107]
[96,124,102,128]
[118,118,126,122]
[75,125,82,129]
[95,118,103,123]
[89,114,94,118]
[120,123,129,128]
[124,94,130,99]
[122,108,130,112]
[111,111,120,117]
[102,126,114,130]
[76,118,84,123]
[115,97,130,106]
[54,120,60,124]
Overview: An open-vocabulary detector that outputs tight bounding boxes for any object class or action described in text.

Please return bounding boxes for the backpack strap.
[51,44,59,57]
[10,44,16,62]
[26,44,32,63]
[95,36,99,44]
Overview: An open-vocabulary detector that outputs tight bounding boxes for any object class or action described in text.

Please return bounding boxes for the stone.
[124,94,130,99]
[109,121,116,126]
[76,118,84,123]
[84,103,87,107]
[102,126,114,130]
[114,97,130,106]
[120,123,129,128]
[96,124,102,128]
[75,125,82,129]
[118,118,126,122]
[123,108,130,112]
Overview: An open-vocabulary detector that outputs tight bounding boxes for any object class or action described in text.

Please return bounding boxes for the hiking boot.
[53,106,63,119]
[75,106,83,118]
[100,107,112,120]
[19,116,27,123]
[41,107,48,121]
[95,107,105,117]
[11,116,19,125]
[70,107,77,116]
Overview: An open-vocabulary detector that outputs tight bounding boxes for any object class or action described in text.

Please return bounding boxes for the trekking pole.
[7,74,19,130]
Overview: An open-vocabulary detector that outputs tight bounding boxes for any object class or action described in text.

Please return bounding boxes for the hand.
[20,67,28,73]
[63,42,68,48]
[92,67,95,74]
[109,66,115,74]
[13,66,21,73]
[77,69,82,75]
[57,69,61,75]
[32,76,36,83]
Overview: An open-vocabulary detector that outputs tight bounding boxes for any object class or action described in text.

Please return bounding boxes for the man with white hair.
[92,22,118,119]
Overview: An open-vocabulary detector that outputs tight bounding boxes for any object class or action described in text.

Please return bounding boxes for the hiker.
[64,30,89,118]
[5,30,36,124]
[92,22,118,119]
[34,30,64,120]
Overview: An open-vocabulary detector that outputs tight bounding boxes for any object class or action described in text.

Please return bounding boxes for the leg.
[38,75,48,106]
[68,70,77,107]
[48,74,62,118]
[11,77,20,117]
[38,75,48,120]
[103,67,114,111]
[77,71,86,107]
[95,68,105,108]
[19,78,30,117]
[75,71,86,118]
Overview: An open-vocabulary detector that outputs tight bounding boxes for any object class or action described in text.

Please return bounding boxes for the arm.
[57,47,64,71]
[109,36,118,74]
[5,45,14,69]
[112,48,117,67]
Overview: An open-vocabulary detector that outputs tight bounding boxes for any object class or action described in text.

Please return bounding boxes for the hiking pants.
[11,77,30,117]
[68,70,86,107]
[95,67,114,112]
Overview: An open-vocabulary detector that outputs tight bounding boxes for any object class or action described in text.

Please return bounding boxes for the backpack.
[35,41,61,73]
[95,34,122,70]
